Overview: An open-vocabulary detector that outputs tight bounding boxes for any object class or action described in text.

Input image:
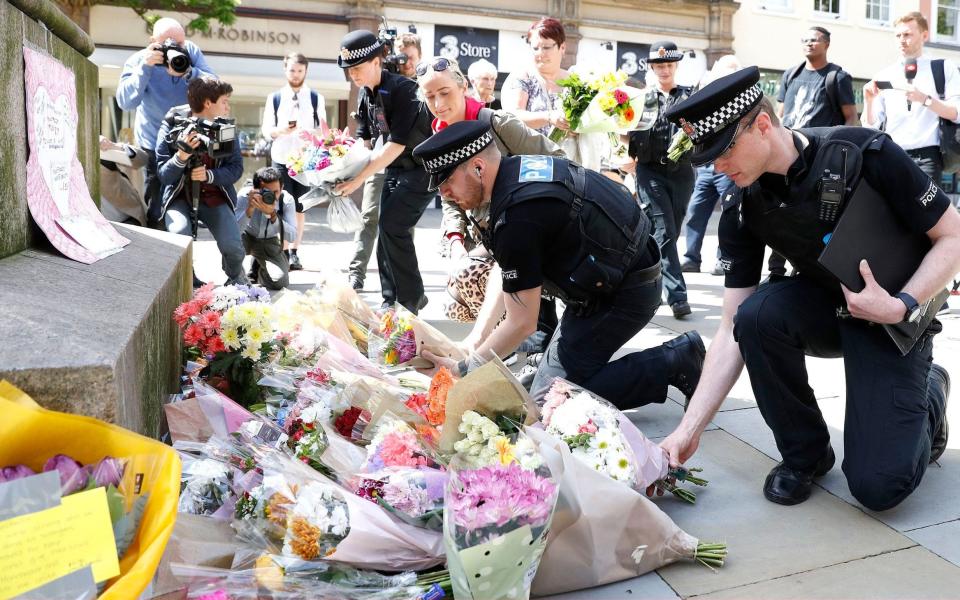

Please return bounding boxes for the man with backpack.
[261,52,327,273]
[778,27,858,129]
[863,12,960,185]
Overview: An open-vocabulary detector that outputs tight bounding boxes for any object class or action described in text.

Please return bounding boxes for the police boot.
[763,445,835,506]
[663,331,706,407]
[929,364,951,464]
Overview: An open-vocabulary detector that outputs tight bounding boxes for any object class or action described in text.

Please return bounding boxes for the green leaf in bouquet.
[113,494,149,559]
[104,484,125,525]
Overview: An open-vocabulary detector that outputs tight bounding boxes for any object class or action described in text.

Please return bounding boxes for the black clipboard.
[817,180,946,355]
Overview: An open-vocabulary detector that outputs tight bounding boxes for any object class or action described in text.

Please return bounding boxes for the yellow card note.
[0,487,120,599]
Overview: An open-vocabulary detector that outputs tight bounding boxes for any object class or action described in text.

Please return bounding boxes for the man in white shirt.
[863,11,960,184]
[261,52,327,271]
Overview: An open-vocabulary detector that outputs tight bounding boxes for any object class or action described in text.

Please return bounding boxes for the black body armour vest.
[730,126,887,290]
[484,156,653,307]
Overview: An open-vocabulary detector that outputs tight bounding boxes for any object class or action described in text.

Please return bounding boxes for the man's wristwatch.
[896,292,922,323]
[923,95,934,107]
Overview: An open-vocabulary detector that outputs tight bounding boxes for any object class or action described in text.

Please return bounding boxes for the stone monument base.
[0,225,191,437]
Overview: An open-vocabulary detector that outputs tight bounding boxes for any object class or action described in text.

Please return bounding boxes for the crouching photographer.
[236,167,298,290]
[157,76,248,286]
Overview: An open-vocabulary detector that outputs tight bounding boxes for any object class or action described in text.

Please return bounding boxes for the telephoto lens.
[162,39,192,75]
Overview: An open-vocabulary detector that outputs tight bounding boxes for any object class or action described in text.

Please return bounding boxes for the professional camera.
[160,38,192,75]
[378,17,417,73]
[259,188,276,205]
[171,115,237,160]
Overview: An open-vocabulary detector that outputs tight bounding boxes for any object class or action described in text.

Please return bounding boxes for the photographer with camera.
[157,76,247,286]
[117,18,216,230]
[236,167,298,290]
[334,29,435,314]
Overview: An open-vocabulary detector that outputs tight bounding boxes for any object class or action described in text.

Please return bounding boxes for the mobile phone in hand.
[876,81,894,90]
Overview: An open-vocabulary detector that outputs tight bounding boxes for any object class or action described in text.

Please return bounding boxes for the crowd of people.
[96,11,960,513]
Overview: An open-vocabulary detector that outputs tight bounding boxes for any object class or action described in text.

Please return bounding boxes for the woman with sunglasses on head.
[333,30,435,315]
[417,56,565,367]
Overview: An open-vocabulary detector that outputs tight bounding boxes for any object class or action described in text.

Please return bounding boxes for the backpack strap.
[272,92,281,125]
[824,63,841,114]
[310,90,320,128]
[933,59,947,100]
[784,62,806,93]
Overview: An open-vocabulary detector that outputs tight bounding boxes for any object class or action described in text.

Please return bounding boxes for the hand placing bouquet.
[284,129,371,213]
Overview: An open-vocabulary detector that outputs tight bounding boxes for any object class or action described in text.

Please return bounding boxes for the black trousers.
[272,162,310,212]
[377,167,434,312]
[635,162,695,305]
[142,146,163,224]
[733,275,946,511]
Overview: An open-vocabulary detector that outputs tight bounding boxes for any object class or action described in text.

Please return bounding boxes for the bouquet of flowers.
[444,423,558,600]
[363,416,443,472]
[284,129,372,216]
[549,69,648,142]
[542,378,708,503]
[206,301,279,407]
[354,466,447,530]
[370,307,417,366]
[173,284,271,361]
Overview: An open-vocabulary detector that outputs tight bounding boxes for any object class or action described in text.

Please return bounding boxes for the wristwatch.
[896,292,922,323]
[923,95,934,107]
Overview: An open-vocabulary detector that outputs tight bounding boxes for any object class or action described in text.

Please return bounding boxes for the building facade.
[86,0,737,178]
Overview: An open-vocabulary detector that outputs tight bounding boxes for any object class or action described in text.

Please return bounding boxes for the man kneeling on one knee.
[659,67,959,512]
[236,167,298,290]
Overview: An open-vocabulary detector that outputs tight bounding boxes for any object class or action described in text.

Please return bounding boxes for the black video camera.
[160,38,192,75]
[378,17,417,74]
[171,115,237,160]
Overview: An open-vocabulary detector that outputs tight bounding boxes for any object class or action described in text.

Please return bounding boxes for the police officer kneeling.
[412,121,707,410]
[659,67,960,511]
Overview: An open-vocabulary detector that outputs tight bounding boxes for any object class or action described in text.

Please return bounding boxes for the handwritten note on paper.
[0,487,119,598]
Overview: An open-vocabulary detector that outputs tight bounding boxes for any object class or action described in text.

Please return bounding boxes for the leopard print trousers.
[444,256,495,322]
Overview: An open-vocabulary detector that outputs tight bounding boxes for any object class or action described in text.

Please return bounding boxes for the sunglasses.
[416,57,452,77]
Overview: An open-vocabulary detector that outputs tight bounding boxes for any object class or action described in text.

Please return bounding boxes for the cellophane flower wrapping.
[444,418,558,600]
[352,466,447,531]
[285,129,371,188]
[541,378,670,490]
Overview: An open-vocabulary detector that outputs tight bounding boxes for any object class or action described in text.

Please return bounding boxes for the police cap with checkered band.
[413,120,494,192]
[338,30,385,68]
[647,41,684,64]
[664,66,764,166]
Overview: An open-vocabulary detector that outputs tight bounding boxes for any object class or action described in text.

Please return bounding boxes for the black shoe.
[192,275,205,289]
[349,274,364,291]
[763,446,835,506]
[247,261,260,283]
[930,364,951,463]
[664,331,706,403]
[289,253,303,271]
[671,300,692,319]
[680,261,700,273]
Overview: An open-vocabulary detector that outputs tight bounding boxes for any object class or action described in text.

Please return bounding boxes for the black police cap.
[647,41,684,64]
[413,120,494,192]
[664,66,764,166]
[338,30,384,68]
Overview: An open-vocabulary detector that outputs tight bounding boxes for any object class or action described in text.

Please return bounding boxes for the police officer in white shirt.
[261,51,327,271]
[863,11,960,184]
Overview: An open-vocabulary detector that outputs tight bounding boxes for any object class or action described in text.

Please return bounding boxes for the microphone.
[905,58,918,111]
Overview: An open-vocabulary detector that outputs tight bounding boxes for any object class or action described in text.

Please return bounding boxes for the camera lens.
[260,189,276,205]
[166,49,191,74]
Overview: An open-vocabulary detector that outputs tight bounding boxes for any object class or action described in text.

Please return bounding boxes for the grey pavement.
[192,204,960,598]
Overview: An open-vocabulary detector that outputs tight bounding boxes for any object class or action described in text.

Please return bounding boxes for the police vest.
[486,156,653,305]
[730,126,887,289]
[629,85,694,165]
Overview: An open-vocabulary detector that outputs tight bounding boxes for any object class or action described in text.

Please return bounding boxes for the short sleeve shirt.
[719,131,951,288]
[367,70,433,165]
[778,65,855,128]
[503,71,558,136]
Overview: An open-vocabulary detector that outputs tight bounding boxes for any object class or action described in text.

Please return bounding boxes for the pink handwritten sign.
[23,46,129,263]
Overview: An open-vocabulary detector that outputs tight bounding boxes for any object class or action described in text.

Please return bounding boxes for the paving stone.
[653,430,914,598]
[697,546,960,599]
[905,519,960,568]
[537,571,679,600]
